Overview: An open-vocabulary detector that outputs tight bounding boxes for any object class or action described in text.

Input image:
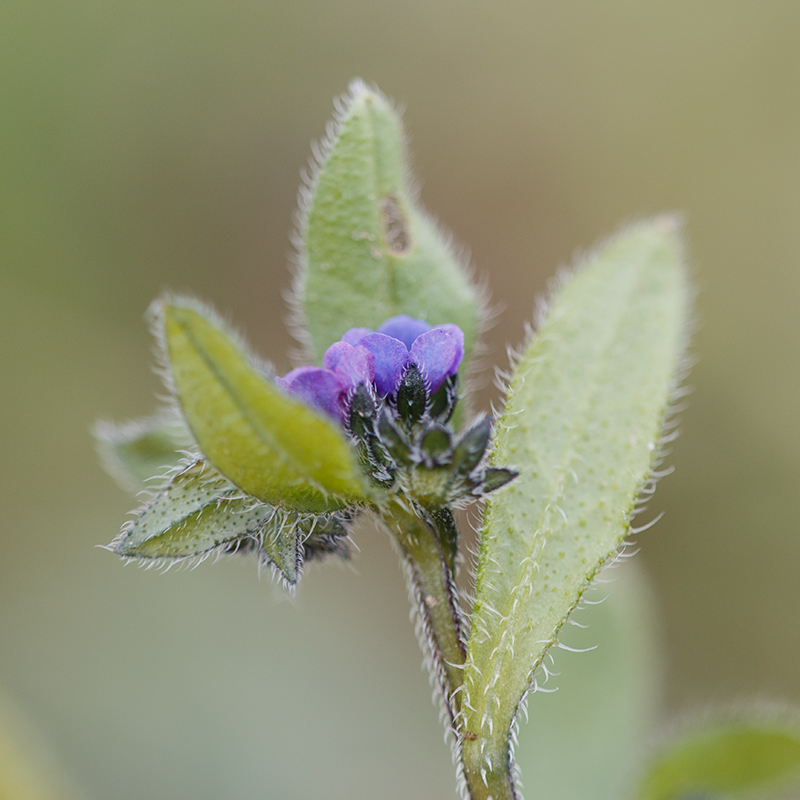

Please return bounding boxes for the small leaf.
[294,80,483,370]
[637,712,800,800]
[94,414,195,489]
[115,460,273,558]
[462,218,690,783]
[158,298,372,512]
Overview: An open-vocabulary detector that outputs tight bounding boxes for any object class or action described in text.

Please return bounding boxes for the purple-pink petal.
[331,343,375,391]
[409,326,465,394]
[376,315,432,349]
[341,327,375,346]
[323,341,350,372]
[279,366,347,421]
[356,333,410,396]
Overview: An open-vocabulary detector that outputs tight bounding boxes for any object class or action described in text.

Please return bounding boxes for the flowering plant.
[96,82,800,800]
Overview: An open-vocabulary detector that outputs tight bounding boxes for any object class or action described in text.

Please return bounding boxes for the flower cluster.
[275,313,516,515]
[277,315,464,422]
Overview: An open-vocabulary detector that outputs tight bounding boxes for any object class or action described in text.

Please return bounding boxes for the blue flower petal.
[376,315,431,349]
[357,333,410,396]
[279,366,347,420]
[408,326,465,394]
[341,327,375,346]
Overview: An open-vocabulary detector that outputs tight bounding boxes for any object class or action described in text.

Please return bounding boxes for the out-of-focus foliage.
[0,693,83,800]
[515,563,662,800]
[3,2,800,799]
[637,713,800,800]
[94,415,193,490]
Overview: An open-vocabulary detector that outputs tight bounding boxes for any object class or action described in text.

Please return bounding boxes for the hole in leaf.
[381,194,412,255]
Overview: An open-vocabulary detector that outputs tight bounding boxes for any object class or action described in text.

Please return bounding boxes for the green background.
[2,2,799,798]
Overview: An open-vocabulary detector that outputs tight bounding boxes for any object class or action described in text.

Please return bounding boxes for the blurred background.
[2,2,799,798]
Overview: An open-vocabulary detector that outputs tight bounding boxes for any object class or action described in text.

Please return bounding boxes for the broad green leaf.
[637,714,800,800]
[94,414,194,489]
[294,80,482,368]
[515,562,662,800]
[462,218,689,789]
[159,299,372,512]
[115,460,273,558]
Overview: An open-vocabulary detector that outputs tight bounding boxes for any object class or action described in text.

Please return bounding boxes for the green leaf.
[514,562,662,800]
[293,80,483,369]
[158,298,372,512]
[94,414,195,490]
[114,460,272,558]
[637,712,800,800]
[462,218,689,788]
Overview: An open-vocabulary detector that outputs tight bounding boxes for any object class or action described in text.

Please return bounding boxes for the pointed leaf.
[637,713,800,800]
[115,460,273,558]
[94,414,194,489]
[462,218,690,783]
[159,299,372,512]
[294,80,482,369]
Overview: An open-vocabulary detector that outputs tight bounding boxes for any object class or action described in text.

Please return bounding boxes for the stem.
[382,499,520,800]
[381,499,466,716]
[462,738,518,800]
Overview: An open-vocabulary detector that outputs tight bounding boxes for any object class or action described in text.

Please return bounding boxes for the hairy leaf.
[158,299,371,512]
[462,218,689,788]
[115,460,273,558]
[94,414,195,490]
[637,713,800,800]
[294,80,482,369]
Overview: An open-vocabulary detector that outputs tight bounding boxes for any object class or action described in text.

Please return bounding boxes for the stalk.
[381,499,466,716]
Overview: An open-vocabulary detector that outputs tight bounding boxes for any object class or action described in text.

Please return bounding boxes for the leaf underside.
[462,218,689,769]
[115,460,267,558]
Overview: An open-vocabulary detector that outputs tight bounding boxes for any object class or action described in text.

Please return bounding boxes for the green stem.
[462,737,518,800]
[381,499,520,800]
[381,499,466,715]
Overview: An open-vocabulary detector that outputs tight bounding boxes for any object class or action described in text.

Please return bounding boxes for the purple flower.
[376,315,432,349]
[279,342,374,421]
[277,366,348,421]
[279,315,464,421]
[342,316,464,396]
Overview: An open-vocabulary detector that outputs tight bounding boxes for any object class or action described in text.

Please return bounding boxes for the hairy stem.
[381,500,466,716]
[462,738,518,800]
[382,500,518,799]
